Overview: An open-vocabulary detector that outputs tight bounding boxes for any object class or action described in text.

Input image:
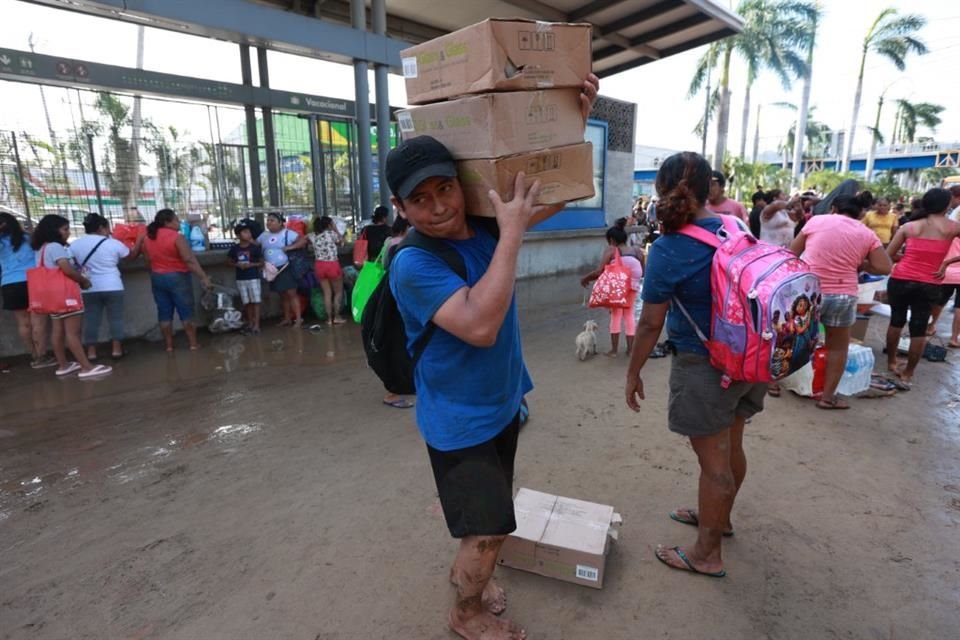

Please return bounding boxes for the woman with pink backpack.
[624,152,770,579]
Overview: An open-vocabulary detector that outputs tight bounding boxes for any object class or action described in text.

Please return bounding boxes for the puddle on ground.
[0,422,265,522]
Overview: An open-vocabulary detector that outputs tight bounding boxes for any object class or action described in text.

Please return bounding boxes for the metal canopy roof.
[21,0,742,76]
[259,0,744,77]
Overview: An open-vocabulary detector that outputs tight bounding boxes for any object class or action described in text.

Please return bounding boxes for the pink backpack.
[673,217,821,386]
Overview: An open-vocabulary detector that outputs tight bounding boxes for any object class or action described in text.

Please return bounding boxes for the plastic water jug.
[836,344,874,396]
[190,226,206,252]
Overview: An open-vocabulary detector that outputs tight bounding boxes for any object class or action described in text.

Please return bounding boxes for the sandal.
[767,385,781,398]
[78,364,113,379]
[55,362,82,377]
[669,508,734,537]
[383,398,415,409]
[816,397,850,410]
[655,545,726,578]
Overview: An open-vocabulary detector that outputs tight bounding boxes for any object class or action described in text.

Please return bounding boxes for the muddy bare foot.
[449,570,507,614]
[449,609,526,640]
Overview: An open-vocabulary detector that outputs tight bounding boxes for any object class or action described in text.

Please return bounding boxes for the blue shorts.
[151,272,195,323]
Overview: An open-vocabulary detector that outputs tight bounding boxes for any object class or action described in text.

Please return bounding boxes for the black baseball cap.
[711,170,726,188]
[386,135,458,200]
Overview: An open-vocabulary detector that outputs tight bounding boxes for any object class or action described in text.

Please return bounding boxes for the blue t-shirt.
[641,217,724,356]
[0,235,36,286]
[227,243,263,280]
[389,225,533,451]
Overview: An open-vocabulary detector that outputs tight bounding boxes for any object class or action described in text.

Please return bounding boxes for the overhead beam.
[602,33,660,60]
[569,0,628,21]
[20,0,408,67]
[595,27,738,78]
[497,0,568,21]
[595,0,685,36]
[593,13,713,61]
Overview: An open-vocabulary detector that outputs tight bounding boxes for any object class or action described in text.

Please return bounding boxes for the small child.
[227,223,264,335]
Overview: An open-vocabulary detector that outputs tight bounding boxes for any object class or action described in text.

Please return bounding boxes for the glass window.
[568,121,605,209]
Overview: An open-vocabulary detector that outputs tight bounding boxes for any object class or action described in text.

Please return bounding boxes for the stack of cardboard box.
[398,19,595,216]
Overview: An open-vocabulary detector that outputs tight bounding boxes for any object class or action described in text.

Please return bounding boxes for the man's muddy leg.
[449,535,525,640]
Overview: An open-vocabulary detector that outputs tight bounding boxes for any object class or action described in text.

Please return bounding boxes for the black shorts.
[1,282,29,311]
[887,277,942,338]
[426,414,520,539]
[939,285,960,308]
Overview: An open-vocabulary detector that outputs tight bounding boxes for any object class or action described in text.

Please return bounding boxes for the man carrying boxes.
[387,18,598,640]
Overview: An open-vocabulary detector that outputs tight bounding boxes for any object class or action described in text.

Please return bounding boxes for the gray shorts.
[820,293,857,328]
[668,352,767,438]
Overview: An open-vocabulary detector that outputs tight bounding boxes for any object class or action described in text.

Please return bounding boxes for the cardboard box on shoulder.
[498,488,621,589]
[401,19,592,105]
[397,89,585,159]
[457,142,594,217]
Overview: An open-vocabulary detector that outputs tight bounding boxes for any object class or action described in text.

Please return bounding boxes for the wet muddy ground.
[1,276,959,639]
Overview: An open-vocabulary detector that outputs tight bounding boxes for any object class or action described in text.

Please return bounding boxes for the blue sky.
[1,0,957,158]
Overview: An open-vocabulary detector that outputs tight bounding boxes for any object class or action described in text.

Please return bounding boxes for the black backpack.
[361,219,498,395]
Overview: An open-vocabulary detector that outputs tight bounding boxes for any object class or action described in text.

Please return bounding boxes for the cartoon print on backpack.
[769,280,820,379]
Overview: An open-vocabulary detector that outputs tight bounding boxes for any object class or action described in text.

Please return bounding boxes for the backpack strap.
[391,229,467,280]
[676,216,743,248]
[389,229,469,367]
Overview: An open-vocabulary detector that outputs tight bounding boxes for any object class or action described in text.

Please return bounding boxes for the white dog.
[575,320,599,361]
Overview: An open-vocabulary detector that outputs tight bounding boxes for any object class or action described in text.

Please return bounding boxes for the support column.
[240,44,264,213]
[372,0,391,210]
[258,47,280,208]
[352,0,374,223]
[307,115,324,215]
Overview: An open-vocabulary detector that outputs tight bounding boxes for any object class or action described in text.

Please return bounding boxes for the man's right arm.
[431,174,540,348]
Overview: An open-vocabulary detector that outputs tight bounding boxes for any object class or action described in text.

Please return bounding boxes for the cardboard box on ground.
[399,19,596,218]
[498,488,621,589]
[401,19,592,105]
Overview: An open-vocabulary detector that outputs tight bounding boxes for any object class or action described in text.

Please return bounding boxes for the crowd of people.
[0,201,416,377]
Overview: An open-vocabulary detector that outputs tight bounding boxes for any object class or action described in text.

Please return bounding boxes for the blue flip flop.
[669,509,734,537]
[383,398,414,409]
[655,546,727,578]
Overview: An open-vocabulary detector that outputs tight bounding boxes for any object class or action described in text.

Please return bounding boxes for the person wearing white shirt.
[70,213,132,360]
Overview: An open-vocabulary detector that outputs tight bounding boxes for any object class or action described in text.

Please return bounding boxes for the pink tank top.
[892,237,952,284]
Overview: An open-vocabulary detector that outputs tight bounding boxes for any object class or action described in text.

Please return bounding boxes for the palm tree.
[689,0,815,167]
[735,0,814,160]
[840,8,927,172]
[790,1,823,186]
[783,107,832,159]
[893,99,944,144]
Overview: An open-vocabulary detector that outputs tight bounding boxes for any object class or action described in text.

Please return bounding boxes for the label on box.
[402,57,418,78]
[397,111,415,133]
[576,564,599,582]
[526,152,562,174]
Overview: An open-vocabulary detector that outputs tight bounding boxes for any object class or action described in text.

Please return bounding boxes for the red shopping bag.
[588,248,631,309]
[112,223,146,250]
[352,228,368,268]
[27,247,84,315]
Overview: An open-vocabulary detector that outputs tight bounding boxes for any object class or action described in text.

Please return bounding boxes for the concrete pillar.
[307,115,323,215]
[240,44,264,211]
[351,0,374,224]
[372,0,391,210]
[257,47,280,208]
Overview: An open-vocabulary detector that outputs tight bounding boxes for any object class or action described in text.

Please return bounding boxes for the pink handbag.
[588,248,631,309]
[27,246,84,315]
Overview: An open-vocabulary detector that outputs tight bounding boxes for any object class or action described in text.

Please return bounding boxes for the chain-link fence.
[0,84,390,240]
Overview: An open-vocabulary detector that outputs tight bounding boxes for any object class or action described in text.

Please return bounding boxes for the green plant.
[803,169,860,193]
